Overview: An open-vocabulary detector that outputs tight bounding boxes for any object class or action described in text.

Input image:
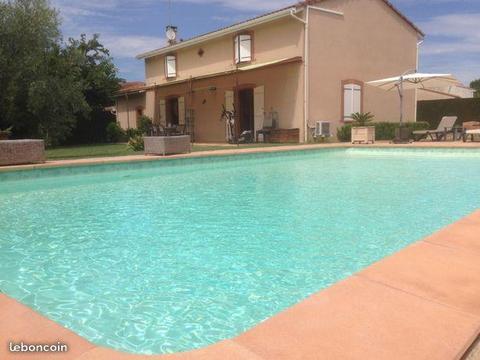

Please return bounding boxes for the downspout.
[126,94,130,129]
[290,8,308,142]
[304,7,309,142]
[414,40,424,122]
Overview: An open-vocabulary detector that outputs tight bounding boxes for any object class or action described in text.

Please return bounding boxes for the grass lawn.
[46,142,301,160]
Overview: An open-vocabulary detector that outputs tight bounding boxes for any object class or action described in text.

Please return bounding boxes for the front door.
[237,88,254,135]
[166,97,179,126]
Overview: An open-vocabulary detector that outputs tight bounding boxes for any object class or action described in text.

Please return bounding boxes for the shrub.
[0,126,13,140]
[137,115,153,135]
[105,122,126,143]
[336,121,430,142]
[126,128,142,138]
[337,125,352,142]
[127,135,144,151]
[351,112,374,126]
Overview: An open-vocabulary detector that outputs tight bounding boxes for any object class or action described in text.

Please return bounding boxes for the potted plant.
[351,112,375,144]
[0,126,12,140]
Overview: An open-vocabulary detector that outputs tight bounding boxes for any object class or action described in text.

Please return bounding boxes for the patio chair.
[175,124,186,135]
[462,121,480,142]
[255,112,277,142]
[151,124,165,136]
[412,116,457,141]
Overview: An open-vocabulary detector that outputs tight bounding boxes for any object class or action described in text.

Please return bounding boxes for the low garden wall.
[0,140,45,166]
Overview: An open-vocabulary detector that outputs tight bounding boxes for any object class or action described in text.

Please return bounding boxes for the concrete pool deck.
[1,211,480,359]
[1,140,480,173]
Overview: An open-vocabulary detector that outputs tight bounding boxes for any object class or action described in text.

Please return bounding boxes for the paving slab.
[424,212,480,255]
[359,240,480,317]
[234,275,480,360]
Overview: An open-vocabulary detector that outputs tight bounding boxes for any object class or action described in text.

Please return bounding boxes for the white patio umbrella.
[366,71,460,125]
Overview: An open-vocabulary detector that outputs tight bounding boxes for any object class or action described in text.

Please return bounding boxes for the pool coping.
[2,141,480,174]
[1,210,480,359]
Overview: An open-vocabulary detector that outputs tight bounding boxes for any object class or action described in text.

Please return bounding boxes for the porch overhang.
[144,56,303,90]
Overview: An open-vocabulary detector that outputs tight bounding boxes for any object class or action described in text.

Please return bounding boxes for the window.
[234,34,252,64]
[343,82,362,121]
[165,55,177,78]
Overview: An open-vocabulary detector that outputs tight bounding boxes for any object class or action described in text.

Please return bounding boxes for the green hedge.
[337,122,430,142]
[417,98,480,128]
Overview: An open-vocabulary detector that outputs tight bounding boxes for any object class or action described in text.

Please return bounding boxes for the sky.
[51,0,480,85]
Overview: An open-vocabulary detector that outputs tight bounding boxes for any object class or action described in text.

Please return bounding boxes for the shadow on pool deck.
[1,210,480,359]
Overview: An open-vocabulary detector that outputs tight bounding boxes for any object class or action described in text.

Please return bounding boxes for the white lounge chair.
[412,116,457,141]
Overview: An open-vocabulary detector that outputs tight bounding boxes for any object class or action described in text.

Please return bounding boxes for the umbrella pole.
[399,76,404,127]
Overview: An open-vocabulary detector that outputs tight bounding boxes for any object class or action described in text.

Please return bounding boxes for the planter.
[351,126,375,144]
[144,135,191,156]
[0,132,9,140]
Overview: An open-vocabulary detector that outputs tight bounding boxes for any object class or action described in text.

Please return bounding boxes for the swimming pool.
[1,148,479,354]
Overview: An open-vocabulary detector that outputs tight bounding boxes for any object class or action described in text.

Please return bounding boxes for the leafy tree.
[0,0,60,137]
[470,79,480,98]
[0,0,121,145]
[64,34,121,144]
[28,44,89,146]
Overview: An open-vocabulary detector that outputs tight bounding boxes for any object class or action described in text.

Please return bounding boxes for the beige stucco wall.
[148,62,304,142]
[116,93,146,129]
[307,0,420,133]
[144,16,304,86]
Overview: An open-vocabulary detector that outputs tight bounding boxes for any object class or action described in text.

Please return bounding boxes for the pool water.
[1,148,479,354]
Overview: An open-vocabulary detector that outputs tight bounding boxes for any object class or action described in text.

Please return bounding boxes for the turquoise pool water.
[1,148,480,354]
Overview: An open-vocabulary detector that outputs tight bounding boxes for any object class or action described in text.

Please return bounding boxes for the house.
[115,82,146,129]
[115,0,424,142]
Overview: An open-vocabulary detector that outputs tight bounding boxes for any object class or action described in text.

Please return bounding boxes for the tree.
[470,79,480,98]
[28,44,89,146]
[63,34,121,144]
[0,0,60,137]
[0,0,121,145]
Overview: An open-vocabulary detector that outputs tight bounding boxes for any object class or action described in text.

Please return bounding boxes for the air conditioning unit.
[315,121,331,137]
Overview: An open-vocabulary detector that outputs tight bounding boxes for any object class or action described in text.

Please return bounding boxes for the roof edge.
[136,0,423,60]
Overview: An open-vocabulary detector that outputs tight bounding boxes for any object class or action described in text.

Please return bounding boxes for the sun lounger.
[412,116,457,141]
[462,121,480,142]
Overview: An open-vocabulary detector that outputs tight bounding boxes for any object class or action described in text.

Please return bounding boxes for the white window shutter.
[234,36,239,64]
[344,85,353,120]
[254,86,265,135]
[353,85,361,114]
[178,96,185,125]
[159,99,166,125]
[344,83,361,120]
[225,90,234,140]
[166,55,176,78]
[239,35,251,62]
[225,90,234,112]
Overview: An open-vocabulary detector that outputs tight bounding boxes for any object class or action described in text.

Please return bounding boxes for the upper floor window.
[165,55,177,78]
[343,82,362,121]
[234,34,252,64]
